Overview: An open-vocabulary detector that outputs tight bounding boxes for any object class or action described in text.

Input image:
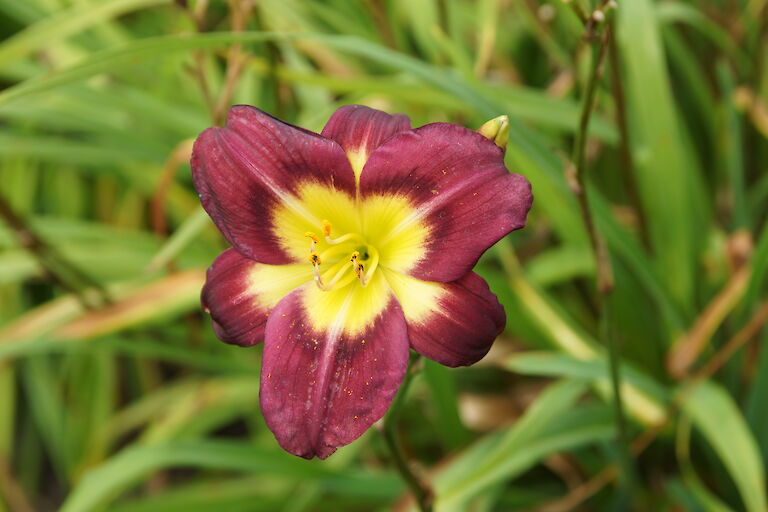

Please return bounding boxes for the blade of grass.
[616,0,709,311]
[422,359,471,452]
[59,440,402,512]
[430,380,609,511]
[683,380,766,512]
[0,0,173,67]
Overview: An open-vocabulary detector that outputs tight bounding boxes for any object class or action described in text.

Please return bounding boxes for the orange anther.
[321,220,332,237]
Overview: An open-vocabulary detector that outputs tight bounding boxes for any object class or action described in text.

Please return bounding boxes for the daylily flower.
[192,105,532,459]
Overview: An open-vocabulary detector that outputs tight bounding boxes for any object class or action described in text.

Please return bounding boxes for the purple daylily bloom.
[192,105,533,459]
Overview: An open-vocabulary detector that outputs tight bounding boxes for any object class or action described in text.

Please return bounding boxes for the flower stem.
[570,6,633,502]
[382,355,434,512]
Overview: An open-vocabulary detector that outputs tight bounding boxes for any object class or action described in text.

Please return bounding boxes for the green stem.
[382,355,433,512]
[571,11,633,499]
[572,26,613,295]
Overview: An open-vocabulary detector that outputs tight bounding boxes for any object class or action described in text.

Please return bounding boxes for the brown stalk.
[183,0,216,121]
[667,263,752,378]
[150,139,194,239]
[212,0,254,125]
[734,86,768,138]
[0,452,35,512]
[690,301,768,384]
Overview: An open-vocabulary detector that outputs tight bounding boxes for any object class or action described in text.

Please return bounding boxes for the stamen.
[313,256,356,291]
[357,263,367,285]
[305,232,319,252]
[307,220,379,291]
[325,231,367,246]
[311,253,338,291]
[312,260,329,290]
[350,250,373,287]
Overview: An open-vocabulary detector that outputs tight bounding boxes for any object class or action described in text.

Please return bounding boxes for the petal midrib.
[305,289,355,450]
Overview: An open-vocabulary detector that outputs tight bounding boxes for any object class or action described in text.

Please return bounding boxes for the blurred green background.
[0,0,767,510]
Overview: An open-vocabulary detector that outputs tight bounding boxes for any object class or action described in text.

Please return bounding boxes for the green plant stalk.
[570,18,633,498]
[381,356,433,512]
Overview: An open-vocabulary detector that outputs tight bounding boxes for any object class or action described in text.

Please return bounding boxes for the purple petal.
[191,106,356,264]
[260,287,409,459]
[360,122,533,282]
[201,249,267,347]
[201,249,312,347]
[321,105,411,175]
[404,272,505,367]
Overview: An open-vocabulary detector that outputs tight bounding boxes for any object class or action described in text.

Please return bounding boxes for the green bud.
[477,115,509,150]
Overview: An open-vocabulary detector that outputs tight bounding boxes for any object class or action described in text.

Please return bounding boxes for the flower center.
[305,220,380,292]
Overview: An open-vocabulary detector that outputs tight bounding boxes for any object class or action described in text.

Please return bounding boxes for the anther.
[310,252,333,291]
[323,222,366,246]
[350,251,368,286]
[305,232,319,252]
[357,264,368,286]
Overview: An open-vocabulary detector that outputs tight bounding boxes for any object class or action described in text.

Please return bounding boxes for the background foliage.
[0,0,767,510]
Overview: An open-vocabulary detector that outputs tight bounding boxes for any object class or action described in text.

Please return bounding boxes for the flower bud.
[477,115,509,150]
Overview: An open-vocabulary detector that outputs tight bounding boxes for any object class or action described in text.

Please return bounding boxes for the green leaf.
[506,351,668,406]
[0,0,172,67]
[616,0,709,310]
[423,359,471,451]
[683,380,767,512]
[60,440,401,512]
[431,380,612,511]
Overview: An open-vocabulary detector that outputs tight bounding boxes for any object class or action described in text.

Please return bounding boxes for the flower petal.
[201,249,312,347]
[321,105,411,182]
[360,122,533,282]
[260,280,409,459]
[191,105,356,264]
[384,270,505,367]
